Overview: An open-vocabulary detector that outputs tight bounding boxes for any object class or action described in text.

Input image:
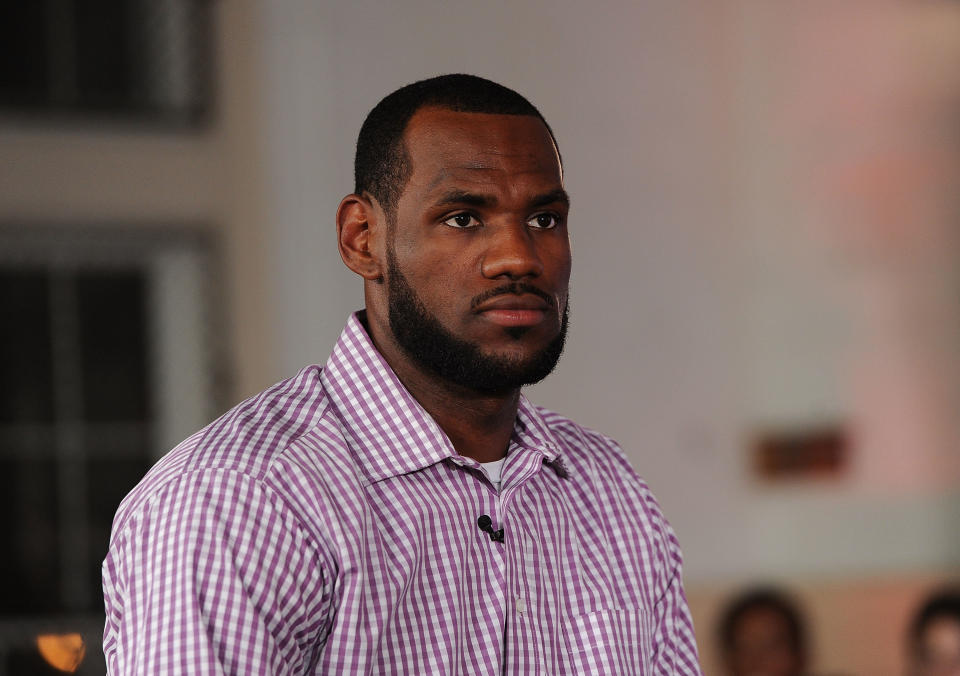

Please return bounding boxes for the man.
[907,587,960,676]
[717,587,808,676]
[102,74,701,674]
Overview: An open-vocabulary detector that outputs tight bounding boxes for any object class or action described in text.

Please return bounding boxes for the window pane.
[0,4,49,105]
[0,456,61,614]
[77,271,150,422]
[0,270,54,423]
[86,455,150,527]
[74,0,135,109]
[87,452,151,609]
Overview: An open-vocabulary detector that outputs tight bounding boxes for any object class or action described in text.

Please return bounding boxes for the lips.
[474,294,552,327]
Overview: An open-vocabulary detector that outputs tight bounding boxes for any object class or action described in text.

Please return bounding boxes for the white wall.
[257,0,960,583]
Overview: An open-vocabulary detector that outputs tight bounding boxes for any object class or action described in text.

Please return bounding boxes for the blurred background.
[1,0,958,673]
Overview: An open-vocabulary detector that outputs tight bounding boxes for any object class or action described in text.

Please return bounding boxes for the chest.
[315,458,663,673]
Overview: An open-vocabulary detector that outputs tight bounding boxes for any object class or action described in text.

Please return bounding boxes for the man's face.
[912,617,960,676]
[725,607,804,676]
[381,108,571,395]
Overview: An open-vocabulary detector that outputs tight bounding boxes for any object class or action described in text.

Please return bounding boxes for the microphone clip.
[477,514,505,543]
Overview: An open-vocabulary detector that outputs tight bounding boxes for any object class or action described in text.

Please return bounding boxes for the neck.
[363,312,519,463]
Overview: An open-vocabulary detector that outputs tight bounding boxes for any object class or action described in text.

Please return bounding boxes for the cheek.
[394,229,476,274]
[401,257,476,313]
[552,254,572,307]
[546,239,572,278]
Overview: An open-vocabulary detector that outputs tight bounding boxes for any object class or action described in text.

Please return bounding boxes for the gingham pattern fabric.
[102,313,702,674]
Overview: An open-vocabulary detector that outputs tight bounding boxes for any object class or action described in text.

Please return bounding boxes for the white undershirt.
[480,457,507,493]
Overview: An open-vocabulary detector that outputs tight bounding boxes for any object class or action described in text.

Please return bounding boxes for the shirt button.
[516,597,526,615]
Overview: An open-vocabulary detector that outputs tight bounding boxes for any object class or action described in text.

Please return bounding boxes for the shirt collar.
[321,312,563,484]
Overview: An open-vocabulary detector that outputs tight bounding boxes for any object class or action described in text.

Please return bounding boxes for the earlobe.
[337,194,383,282]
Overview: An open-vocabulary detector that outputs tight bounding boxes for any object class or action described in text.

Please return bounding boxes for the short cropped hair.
[718,587,807,658]
[910,587,960,648]
[354,74,559,218]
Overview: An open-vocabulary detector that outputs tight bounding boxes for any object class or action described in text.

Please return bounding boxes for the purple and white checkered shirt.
[102,313,702,674]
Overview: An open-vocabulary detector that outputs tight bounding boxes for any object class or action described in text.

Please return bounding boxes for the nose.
[480,222,545,280]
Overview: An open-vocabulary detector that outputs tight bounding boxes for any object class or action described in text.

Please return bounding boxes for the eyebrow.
[432,188,571,210]
[530,188,570,210]
[433,190,494,209]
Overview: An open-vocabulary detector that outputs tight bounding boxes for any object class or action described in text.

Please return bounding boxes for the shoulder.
[537,406,677,541]
[102,465,337,673]
[535,406,685,599]
[111,365,338,538]
[537,407,642,487]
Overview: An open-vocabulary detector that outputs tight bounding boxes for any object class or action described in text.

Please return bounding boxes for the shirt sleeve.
[649,515,703,675]
[650,568,702,673]
[102,469,334,675]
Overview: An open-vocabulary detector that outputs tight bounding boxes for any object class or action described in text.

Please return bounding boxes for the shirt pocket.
[561,608,652,675]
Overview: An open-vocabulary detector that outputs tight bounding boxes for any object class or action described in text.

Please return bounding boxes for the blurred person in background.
[718,587,809,676]
[907,587,960,676]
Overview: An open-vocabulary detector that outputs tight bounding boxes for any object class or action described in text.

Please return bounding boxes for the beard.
[386,248,568,396]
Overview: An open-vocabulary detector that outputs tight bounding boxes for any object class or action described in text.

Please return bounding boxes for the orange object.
[36,633,86,673]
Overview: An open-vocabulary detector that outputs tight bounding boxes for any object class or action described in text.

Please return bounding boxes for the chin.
[482,335,552,360]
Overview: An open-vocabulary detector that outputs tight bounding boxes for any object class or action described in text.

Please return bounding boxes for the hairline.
[377,104,562,225]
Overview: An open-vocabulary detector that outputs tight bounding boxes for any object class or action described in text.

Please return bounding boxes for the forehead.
[400,107,562,194]
[735,607,792,635]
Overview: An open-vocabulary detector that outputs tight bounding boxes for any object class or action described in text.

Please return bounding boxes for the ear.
[337,194,384,281]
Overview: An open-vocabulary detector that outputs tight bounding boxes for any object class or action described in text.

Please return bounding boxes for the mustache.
[470,282,556,311]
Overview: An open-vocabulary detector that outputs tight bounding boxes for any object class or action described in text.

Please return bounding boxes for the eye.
[442,213,481,229]
[527,213,560,229]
